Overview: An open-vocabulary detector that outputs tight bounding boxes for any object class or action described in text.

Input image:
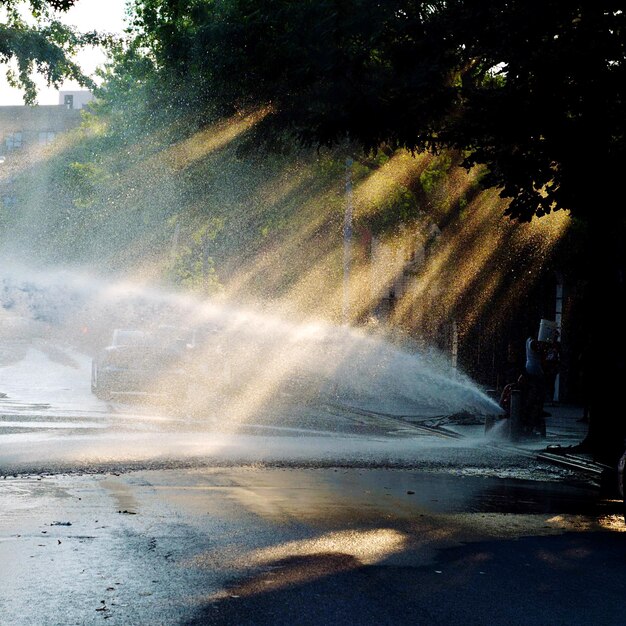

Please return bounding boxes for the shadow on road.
[188,531,626,626]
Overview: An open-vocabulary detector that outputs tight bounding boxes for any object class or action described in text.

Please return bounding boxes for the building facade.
[0,91,91,209]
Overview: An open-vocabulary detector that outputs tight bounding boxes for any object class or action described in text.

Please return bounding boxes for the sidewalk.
[478,403,615,479]
[439,403,600,472]
[438,403,589,447]
[520,402,589,452]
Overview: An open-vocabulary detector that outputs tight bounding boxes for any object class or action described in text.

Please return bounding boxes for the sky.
[0,0,129,106]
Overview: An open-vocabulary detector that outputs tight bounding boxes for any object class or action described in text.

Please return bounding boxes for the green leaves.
[122,0,622,222]
[0,0,104,103]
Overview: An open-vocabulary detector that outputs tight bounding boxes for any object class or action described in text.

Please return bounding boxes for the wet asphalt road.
[1,393,625,626]
[1,345,625,625]
[1,467,624,626]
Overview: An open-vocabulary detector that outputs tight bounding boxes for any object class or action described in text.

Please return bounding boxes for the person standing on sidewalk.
[543,329,561,406]
[524,335,547,436]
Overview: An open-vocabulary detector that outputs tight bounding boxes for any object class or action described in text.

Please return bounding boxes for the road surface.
[1,340,624,625]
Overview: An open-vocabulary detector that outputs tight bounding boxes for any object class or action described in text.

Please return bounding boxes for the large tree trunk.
[577,217,626,465]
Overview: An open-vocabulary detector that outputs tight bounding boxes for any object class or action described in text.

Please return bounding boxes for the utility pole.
[170,221,180,262]
[451,319,459,374]
[202,230,211,293]
[554,272,564,402]
[343,157,353,324]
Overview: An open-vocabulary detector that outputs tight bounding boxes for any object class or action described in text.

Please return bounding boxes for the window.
[2,195,17,209]
[5,132,22,150]
[39,131,56,145]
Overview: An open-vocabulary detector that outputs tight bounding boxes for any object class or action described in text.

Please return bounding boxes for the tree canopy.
[125,0,626,223]
[0,0,101,102]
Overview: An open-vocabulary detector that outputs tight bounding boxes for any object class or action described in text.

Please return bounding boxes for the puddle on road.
[99,478,141,514]
[137,466,624,540]
[205,467,609,518]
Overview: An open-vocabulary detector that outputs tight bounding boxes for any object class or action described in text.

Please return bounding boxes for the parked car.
[91,328,191,401]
